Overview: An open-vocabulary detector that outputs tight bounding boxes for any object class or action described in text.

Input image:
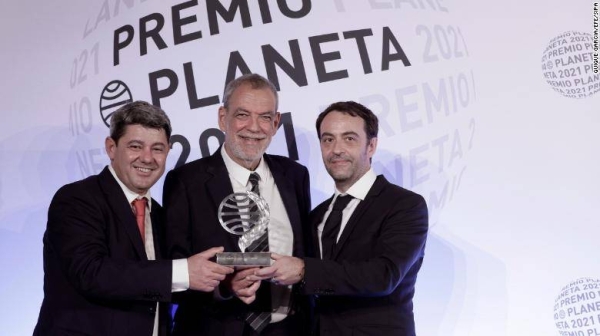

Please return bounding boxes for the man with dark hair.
[34,101,233,336]
[163,74,311,335]
[252,101,429,336]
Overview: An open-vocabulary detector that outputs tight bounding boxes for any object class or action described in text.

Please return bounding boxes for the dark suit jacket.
[303,175,428,336]
[33,167,173,336]
[162,149,311,335]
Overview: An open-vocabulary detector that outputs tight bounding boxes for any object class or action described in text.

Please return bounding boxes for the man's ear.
[105,137,116,161]
[218,106,227,132]
[367,137,378,159]
[272,112,281,134]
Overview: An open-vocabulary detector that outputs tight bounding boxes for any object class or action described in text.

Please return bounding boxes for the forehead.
[228,84,276,110]
[320,111,366,135]
[120,124,168,143]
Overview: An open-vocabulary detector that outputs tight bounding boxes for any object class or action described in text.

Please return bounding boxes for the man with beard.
[251,101,429,336]
[162,74,311,335]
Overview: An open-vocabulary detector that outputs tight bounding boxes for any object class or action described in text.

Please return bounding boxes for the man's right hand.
[187,247,234,292]
[229,267,261,304]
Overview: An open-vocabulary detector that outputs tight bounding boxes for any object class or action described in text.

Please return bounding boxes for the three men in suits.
[34,101,233,336]
[162,74,311,335]
[252,101,429,336]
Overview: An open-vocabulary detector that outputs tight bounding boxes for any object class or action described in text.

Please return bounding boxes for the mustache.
[237,132,266,140]
[327,154,352,163]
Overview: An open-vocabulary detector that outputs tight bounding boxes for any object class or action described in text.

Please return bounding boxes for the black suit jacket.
[33,167,173,336]
[303,175,428,336]
[162,149,311,335]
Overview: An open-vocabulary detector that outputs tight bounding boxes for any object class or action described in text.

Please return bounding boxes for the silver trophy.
[216,191,271,266]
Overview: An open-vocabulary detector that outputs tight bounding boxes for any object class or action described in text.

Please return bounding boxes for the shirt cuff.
[172,258,189,292]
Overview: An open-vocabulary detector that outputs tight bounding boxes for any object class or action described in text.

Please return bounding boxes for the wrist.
[297,259,305,284]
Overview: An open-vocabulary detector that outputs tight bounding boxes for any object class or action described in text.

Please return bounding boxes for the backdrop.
[1,1,599,335]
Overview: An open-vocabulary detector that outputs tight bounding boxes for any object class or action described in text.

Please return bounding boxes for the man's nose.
[247,115,260,132]
[139,147,153,162]
[331,139,344,154]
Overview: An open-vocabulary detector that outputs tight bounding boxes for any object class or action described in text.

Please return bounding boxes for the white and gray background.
[1,1,598,335]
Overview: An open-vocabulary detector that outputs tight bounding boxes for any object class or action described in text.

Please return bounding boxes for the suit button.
[149,306,156,313]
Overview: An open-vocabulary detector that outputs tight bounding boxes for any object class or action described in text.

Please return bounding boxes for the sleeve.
[301,166,312,222]
[299,166,314,257]
[302,193,428,297]
[46,186,173,302]
[162,170,197,303]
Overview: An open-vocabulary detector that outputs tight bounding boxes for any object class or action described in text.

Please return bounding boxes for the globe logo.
[99,80,133,127]
[553,278,600,335]
[541,31,600,99]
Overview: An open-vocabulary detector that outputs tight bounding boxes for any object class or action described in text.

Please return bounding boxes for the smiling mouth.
[329,160,351,168]
[135,167,154,173]
[239,135,265,142]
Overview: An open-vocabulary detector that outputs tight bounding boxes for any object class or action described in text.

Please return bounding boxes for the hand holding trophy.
[216,191,271,266]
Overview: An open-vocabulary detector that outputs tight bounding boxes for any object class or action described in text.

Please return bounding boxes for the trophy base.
[215,252,272,266]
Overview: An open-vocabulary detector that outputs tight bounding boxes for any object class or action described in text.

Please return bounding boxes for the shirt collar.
[108,165,152,211]
[334,168,377,201]
[221,145,268,186]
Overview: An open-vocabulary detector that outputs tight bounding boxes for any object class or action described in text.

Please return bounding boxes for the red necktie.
[132,198,147,241]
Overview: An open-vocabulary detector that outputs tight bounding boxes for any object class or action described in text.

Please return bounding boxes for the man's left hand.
[248,253,304,286]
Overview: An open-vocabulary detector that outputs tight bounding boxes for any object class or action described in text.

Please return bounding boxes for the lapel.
[150,200,162,259]
[333,175,387,260]
[265,155,304,256]
[311,196,334,258]
[204,149,240,251]
[98,167,147,260]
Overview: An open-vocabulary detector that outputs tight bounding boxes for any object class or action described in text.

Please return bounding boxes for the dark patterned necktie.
[248,172,260,194]
[245,172,271,332]
[246,172,268,252]
[321,194,353,259]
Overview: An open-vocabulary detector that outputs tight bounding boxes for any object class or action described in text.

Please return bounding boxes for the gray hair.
[222,73,279,111]
[109,101,172,143]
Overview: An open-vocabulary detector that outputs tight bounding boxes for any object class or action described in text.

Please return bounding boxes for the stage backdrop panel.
[1,1,598,335]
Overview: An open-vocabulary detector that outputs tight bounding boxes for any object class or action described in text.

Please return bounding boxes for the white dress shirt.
[317,168,377,258]
[221,146,293,323]
[108,165,189,336]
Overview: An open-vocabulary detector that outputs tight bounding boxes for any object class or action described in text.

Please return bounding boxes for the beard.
[325,155,355,182]
[324,150,370,188]
[226,132,270,164]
